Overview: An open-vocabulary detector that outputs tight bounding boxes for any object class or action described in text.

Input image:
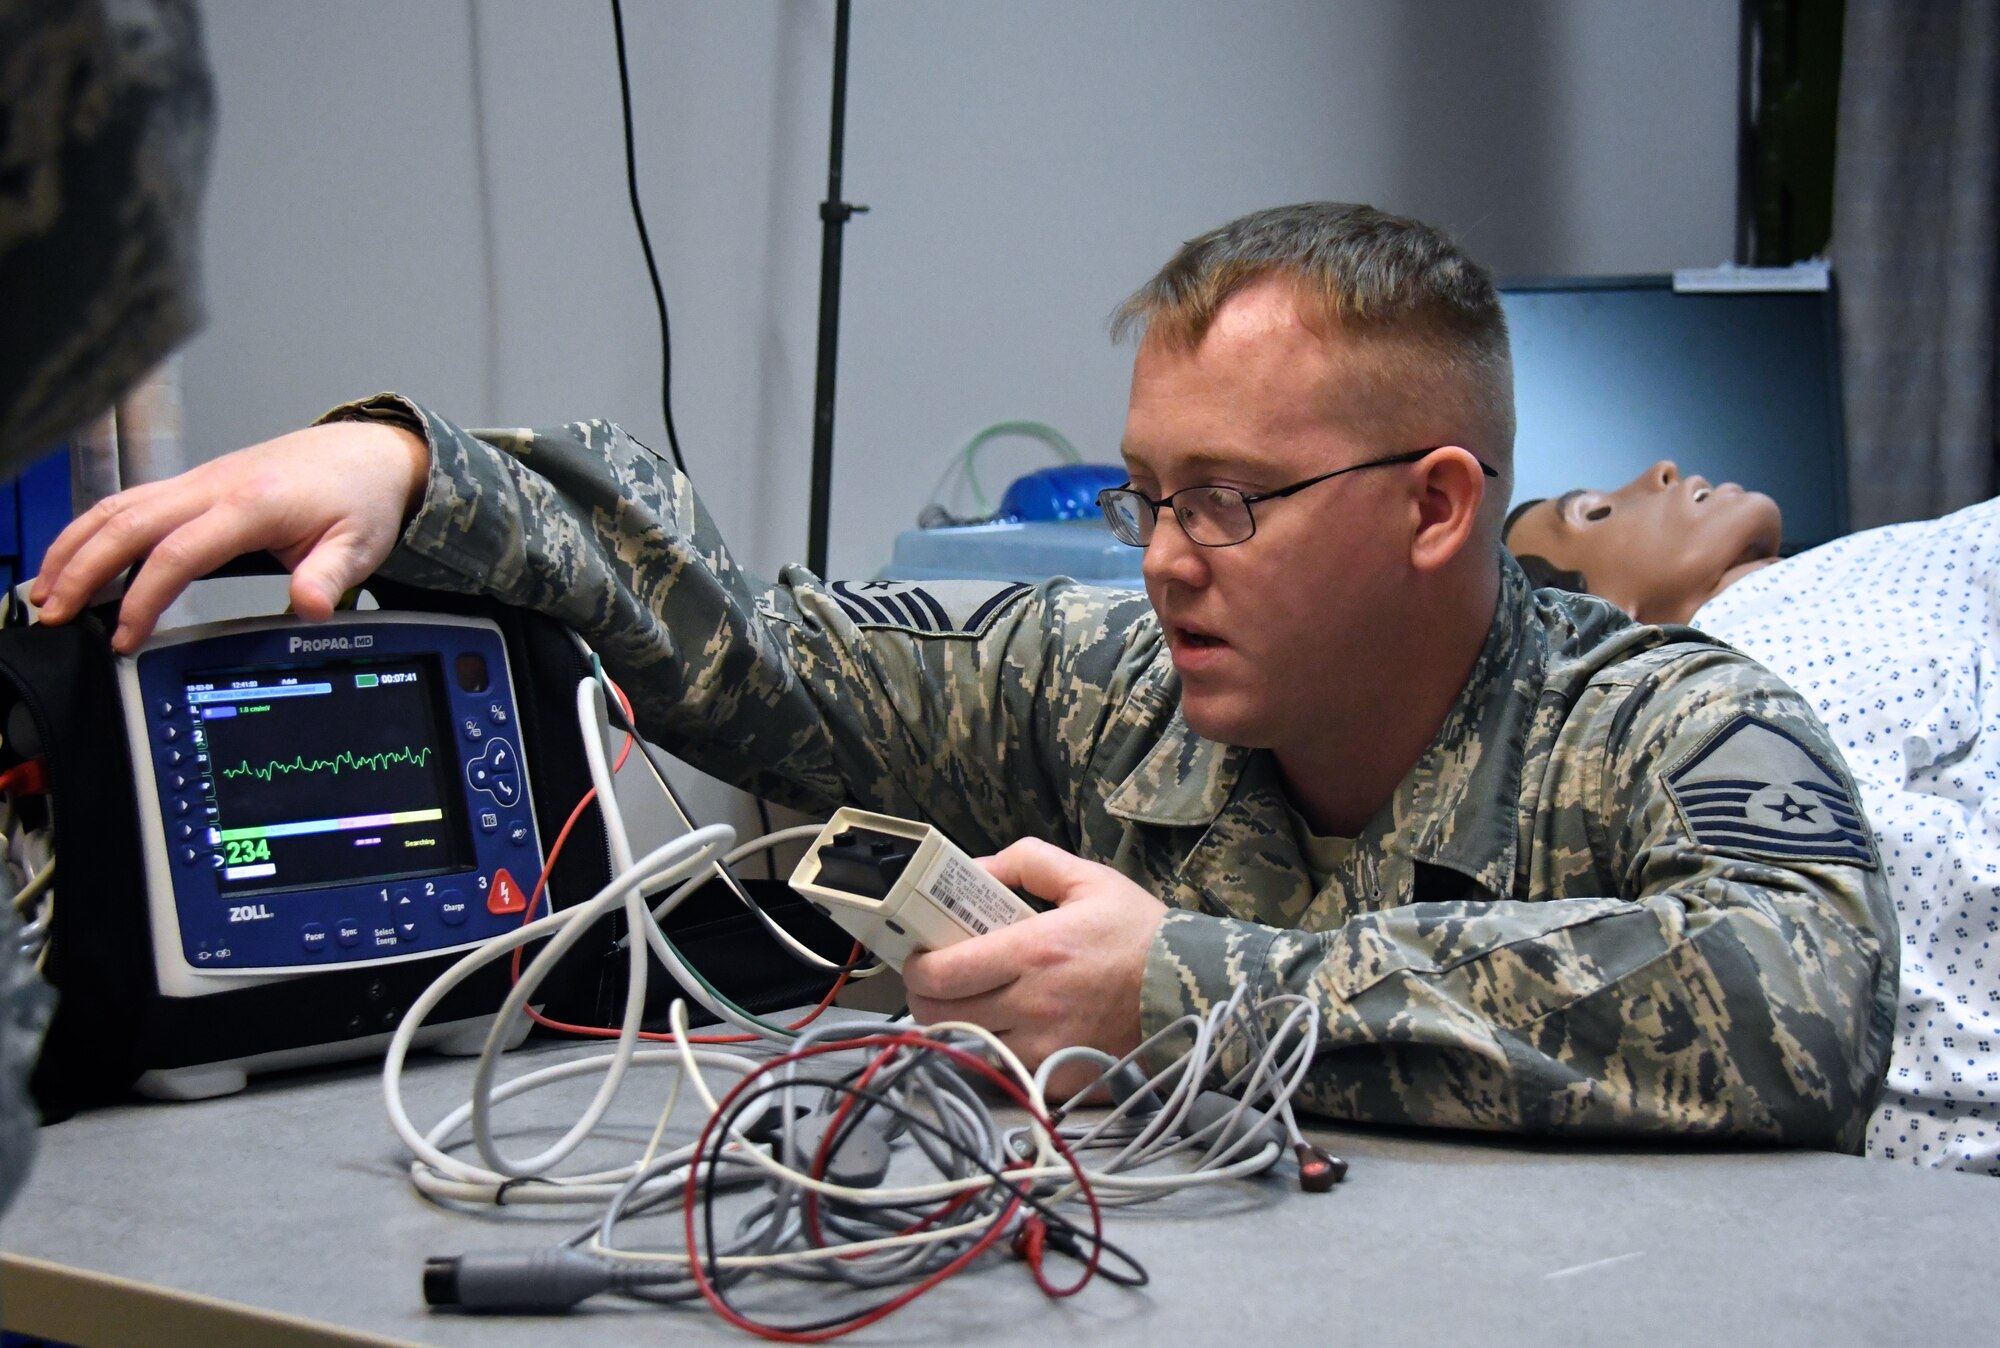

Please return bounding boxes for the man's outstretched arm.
[34,396,1156,853]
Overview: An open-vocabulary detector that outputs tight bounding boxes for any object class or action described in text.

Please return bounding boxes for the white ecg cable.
[385,674,837,1203]
[581,656,873,978]
[382,820,738,1184]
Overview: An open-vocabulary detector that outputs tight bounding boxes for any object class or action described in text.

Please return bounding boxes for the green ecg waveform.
[220,745,434,783]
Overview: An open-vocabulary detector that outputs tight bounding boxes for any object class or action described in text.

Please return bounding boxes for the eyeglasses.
[1096,447,1497,548]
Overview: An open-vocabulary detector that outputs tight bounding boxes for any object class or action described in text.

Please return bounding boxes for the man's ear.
[1408,446,1487,573]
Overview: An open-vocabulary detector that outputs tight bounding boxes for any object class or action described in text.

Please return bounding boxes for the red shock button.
[486,867,526,915]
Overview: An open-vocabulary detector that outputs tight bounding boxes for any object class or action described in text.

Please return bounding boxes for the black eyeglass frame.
[1096,446,1498,548]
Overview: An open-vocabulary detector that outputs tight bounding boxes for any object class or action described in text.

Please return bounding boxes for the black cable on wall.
[610,0,689,476]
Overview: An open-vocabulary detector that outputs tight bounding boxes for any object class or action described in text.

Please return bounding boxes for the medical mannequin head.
[1504,461,1784,624]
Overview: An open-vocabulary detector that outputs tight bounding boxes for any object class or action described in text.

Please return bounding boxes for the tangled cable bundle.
[599,1016,1136,1338]
[392,664,1341,1340]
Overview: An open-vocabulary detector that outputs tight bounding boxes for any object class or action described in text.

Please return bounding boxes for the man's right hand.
[30,419,430,654]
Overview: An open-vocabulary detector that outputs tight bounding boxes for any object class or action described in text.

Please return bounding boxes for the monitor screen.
[184,655,474,899]
[1500,277,1847,552]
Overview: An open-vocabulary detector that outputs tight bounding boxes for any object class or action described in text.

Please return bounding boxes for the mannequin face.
[1505,460,1782,624]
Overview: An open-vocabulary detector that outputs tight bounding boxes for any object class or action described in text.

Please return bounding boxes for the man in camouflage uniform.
[0,0,212,1220]
[34,203,1896,1147]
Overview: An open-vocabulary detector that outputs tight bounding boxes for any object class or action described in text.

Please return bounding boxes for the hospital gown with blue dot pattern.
[1696,496,2000,1175]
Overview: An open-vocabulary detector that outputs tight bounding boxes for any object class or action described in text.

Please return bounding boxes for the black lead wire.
[602,8,794,872]
[609,0,688,477]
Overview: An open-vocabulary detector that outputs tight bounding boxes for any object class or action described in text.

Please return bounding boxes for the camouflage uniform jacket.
[1,0,208,1228]
[0,0,212,474]
[340,397,1896,1150]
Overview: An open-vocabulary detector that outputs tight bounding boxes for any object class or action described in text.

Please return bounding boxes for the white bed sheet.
[1696,496,2000,1175]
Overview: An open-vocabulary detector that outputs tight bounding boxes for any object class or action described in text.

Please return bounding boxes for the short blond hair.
[1114,203,1514,526]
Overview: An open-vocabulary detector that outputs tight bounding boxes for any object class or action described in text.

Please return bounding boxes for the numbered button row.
[297,885,474,955]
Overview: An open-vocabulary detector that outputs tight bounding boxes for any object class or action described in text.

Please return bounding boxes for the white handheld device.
[787,808,1035,970]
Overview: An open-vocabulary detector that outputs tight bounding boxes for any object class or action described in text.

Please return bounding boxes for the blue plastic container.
[882,519,1144,588]
[994,464,1129,523]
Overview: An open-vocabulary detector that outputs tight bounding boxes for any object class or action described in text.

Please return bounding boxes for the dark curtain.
[1833,0,2000,527]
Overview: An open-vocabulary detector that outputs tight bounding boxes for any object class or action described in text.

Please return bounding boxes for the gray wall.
[177,0,1739,832]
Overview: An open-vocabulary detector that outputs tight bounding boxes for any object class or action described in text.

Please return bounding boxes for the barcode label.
[921,851,1021,939]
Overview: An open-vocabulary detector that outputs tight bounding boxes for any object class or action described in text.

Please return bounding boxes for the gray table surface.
[1,1026,1994,1348]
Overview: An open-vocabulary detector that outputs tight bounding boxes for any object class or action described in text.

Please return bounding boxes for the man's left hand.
[901,838,1168,1076]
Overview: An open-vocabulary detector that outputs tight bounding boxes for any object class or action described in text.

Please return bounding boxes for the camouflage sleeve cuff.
[315,392,522,592]
[1141,909,1340,1071]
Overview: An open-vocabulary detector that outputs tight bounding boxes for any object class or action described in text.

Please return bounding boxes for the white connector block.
[788,808,1035,970]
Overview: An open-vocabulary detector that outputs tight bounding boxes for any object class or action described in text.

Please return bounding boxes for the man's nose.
[1141,507,1209,589]
[1645,460,1679,490]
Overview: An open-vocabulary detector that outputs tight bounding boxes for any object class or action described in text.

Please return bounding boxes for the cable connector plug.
[737,1101,813,1147]
[423,1248,614,1312]
[1010,1214,1048,1266]
[788,1109,894,1188]
[1294,1142,1347,1192]
[1011,1214,1150,1289]
[1185,1091,1285,1167]
[0,758,47,796]
[1103,1061,1163,1115]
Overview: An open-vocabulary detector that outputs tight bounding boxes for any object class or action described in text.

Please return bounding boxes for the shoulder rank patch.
[828,579,1032,637]
[1663,714,1877,867]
